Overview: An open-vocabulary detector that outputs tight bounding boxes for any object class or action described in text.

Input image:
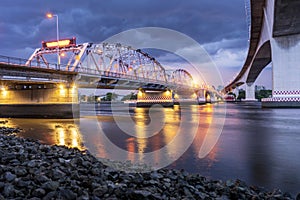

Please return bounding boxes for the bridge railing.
[0,54,74,71]
[0,55,29,66]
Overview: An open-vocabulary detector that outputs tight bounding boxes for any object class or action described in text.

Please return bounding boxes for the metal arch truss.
[25,43,91,71]
[170,69,194,88]
[79,43,168,83]
[25,42,202,90]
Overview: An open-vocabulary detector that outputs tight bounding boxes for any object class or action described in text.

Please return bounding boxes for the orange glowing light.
[46,13,53,18]
[46,40,70,48]
[42,38,76,49]
[60,52,66,57]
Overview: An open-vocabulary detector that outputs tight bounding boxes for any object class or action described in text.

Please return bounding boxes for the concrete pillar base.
[244,98,257,102]
[261,97,300,108]
[136,102,174,107]
[245,84,257,101]
[0,103,79,118]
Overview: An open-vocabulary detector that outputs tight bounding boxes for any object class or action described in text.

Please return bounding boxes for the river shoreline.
[0,124,297,199]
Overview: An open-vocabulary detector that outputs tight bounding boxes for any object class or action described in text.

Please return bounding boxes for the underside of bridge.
[246,41,271,83]
[223,0,265,93]
[273,0,300,37]
[224,0,300,107]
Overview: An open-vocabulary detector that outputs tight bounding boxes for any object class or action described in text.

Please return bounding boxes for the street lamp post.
[46,13,60,66]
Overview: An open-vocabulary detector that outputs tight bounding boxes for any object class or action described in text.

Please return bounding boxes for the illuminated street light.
[46,12,60,66]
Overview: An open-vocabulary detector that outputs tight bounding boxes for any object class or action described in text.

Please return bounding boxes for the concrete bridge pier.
[196,89,221,104]
[0,82,79,118]
[245,83,256,101]
[262,34,300,107]
[136,89,174,107]
[233,87,239,98]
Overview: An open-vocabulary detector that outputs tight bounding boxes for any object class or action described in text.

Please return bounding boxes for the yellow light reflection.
[57,127,65,146]
[70,127,79,148]
[55,124,84,150]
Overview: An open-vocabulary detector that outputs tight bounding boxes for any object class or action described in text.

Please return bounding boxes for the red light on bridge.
[42,37,76,49]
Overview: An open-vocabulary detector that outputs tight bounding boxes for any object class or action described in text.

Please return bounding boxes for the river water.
[1,102,300,195]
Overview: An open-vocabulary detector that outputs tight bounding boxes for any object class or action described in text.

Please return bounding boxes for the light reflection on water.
[1,102,300,196]
[1,119,85,151]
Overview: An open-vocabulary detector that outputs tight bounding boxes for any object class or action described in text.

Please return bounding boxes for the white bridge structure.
[25,41,221,106]
[224,0,300,107]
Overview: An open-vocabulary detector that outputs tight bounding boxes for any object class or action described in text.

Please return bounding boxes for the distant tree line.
[80,92,137,102]
[236,89,272,101]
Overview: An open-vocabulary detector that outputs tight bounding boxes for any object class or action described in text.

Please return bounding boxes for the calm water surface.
[2,102,300,195]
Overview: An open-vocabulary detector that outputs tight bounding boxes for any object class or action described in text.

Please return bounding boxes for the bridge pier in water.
[262,33,300,107]
[136,89,174,107]
[0,82,79,118]
[245,83,256,101]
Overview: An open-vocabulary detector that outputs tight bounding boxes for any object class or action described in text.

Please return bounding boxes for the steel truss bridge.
[22,42,208,92]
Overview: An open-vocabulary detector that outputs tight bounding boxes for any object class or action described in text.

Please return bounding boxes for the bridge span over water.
[0,42,221,118]
[224,0,300,107]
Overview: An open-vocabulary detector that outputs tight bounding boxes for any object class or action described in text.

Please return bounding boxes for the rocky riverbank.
[0,125,298,199]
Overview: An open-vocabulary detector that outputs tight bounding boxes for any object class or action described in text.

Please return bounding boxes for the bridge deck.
[0,63,77,83]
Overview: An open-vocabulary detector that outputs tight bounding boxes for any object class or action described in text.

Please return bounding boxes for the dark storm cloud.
[0,0,248,73]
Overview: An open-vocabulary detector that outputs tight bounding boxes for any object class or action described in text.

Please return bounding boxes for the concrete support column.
[271,34,300,98]
[245,83,256,101]
[136,89,174,107]
[233,87,240,98]
[262,34,300,107]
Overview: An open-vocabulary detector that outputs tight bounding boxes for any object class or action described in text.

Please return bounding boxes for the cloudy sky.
[0,0,271,88]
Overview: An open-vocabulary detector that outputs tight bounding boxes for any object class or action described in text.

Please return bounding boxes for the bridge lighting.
[46,13,53,18]
[192,80,199,87]
[60,52,66,57]
[42,38,76,49]
[138,90,143,97]
[71,84,76,93]
[58,84,65,96]
[1,87,7,97]
[165,90,171,96]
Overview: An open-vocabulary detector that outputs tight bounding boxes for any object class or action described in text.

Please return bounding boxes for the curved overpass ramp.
[224,0,300,107]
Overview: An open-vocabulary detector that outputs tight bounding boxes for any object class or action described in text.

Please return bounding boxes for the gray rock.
[27,160,37,168]
[42,191,57,200]
[3,184,15,197]
[5,172,16,182]
[32,188,46,197]
[14,168,28,176]
[296,193,300,200]
[36,175,50,183]
[42,181,59,191]
[131,190,152,199]
[59,189,77,200]
[93,186,108,197]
